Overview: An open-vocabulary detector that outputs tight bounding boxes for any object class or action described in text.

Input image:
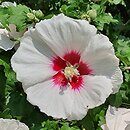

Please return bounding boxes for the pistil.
[64,65,80,82]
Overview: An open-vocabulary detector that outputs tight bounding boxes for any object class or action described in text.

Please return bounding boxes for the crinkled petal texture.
[11,14,122,120]
[101,106,130,130]
[0,118,29,130]
[0,29,15,51]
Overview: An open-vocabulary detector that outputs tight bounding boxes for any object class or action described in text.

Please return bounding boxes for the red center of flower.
[52,50,92,90]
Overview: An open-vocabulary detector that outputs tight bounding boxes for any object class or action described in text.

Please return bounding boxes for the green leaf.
[0,65,6,110]
[0,8,9,27]
[8,4,30,31]
[95,13,118,30]
[61,124,70,130]
[0,4,30,31]
[40,120,58,130]
[115,36,130,66]
[0,108,12,118]
[0,58,16,87]
[7,92,33,117]
[108,92,122,107]
[25,108,48,130]
[60,123,80,130]
[79,111,95,130]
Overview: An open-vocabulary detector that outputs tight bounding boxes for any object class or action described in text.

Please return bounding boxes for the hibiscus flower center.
[64,65,80,82]
[52,50,93,90]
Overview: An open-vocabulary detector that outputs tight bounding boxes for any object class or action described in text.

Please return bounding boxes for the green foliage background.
[0,0,130,130]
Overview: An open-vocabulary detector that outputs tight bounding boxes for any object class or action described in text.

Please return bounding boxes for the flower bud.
[81,14,91,22]
[27,13,35,20]
[34,10,44,19]
[87,9,97,20]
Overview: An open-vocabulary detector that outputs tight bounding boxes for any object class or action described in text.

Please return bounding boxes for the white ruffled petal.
[0,118,29,130]
[11,30,56,90]
[81,34,117,76]
[35,14,97,57]
[0,29,15,51]
[102,106,130,130]
[26,79,74,119]
[0,2,16,8]
[125,124,130,130]
[68,75,113,120]
[26,75,113,121]
[101,124,109,130]
[81,34,122,93]
[111,67,123,93]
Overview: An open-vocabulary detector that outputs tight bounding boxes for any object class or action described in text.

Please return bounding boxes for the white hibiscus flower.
[0,1,16,8]
[0,28,15,51]
[0,118,29,130]
[0,24,25,51]
[11,14,123,120]
[101,106,130,130]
